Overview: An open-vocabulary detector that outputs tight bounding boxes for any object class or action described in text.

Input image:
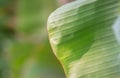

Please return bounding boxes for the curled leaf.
[47,0,120,78]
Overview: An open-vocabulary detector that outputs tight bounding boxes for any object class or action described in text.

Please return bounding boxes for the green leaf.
[47,0,120,78]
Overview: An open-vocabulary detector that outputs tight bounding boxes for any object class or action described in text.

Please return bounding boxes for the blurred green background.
[0,0,69,78]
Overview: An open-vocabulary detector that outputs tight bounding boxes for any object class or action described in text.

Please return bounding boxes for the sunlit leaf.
[48,0,120,78]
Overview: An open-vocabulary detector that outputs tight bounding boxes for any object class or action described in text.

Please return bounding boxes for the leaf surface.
[47,0,120,78]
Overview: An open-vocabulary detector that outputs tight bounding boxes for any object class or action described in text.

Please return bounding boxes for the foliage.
[47,0,120,78]
[0,0,65,78]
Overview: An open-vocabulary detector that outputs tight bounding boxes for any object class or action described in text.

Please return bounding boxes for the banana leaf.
[47,0,120,78]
